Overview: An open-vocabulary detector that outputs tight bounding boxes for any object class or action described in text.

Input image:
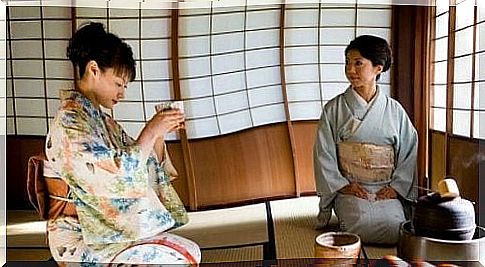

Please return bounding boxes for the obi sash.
[27,154,77,221]
[337,142,395,183]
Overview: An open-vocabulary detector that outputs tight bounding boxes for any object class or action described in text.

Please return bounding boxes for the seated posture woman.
[313,35,418,244]
[44,22,201,265]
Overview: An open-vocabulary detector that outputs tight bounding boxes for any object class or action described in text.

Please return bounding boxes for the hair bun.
[66,22,107,65]
[67,21,136,81]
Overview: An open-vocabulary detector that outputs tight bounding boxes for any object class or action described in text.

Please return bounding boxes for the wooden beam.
[445,5,456,175]
[413,6,433,194]
[171,8,198,210]
[279,4,300,196]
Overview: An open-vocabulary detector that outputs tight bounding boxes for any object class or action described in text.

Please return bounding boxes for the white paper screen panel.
[435,12,449,39]
[179,5,285,138]
[479,51,485,81]
[12,79,44,98]
[283,4,391,121]
[212,52,245,74]
[432,85,447,109]
[453,109,471,137]
[212,72,246,95]
[453,83,472,110]
[7,4,392,139]
[454,55,473,83]
[473,111,484,139]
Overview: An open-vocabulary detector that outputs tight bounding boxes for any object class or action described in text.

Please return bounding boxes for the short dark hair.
[345,35,392,81]
[67,22,136,82]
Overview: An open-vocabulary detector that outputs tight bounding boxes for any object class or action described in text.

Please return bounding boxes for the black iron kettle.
[412,178,476,240]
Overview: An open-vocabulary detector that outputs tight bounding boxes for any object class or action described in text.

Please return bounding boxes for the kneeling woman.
[45,22,200,265]
[313,35,418,244]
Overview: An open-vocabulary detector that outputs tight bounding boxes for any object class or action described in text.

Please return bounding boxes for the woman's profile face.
[345,49,382,89]
[93,68,128,109]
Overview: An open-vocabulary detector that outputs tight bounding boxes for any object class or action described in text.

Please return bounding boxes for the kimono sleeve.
[153,139,178,181]
[313,108,349,199]
[389,106,418,200]
[48,108,150,199]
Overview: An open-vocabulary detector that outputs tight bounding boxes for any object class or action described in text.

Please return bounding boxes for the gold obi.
[337,142,395,183]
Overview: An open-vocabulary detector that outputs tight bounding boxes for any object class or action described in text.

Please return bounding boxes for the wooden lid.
[438,178,460,199]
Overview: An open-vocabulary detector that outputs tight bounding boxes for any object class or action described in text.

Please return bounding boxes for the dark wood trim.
[138,5,147,122]
[429,129,447,193]
[71,7,76,81]
[429,5,437,174]
[392,5,433,194]
[279,4,300,196]
[6,7,18,135]
[469,5,477,138]
[447,136,482,219]
[414,6,433,194]
[445,6,456,175]
[263,201,277,261]
[430,129,483,144]
[6,136,46,209]
[171,9,198,210]
[39,6,50,132]
[391,5,415,119]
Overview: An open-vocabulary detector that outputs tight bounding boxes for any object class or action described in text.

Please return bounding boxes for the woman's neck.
[353,84,377,103]
[76,79,100,108]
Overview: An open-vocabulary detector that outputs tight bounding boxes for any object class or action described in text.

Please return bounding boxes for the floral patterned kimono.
[45,90,201,265]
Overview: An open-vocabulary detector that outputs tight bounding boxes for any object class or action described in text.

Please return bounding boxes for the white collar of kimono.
[351,86,379,109]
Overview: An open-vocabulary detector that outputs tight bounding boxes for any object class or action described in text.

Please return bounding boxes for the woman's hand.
[137,109,185,157]
[339,182,369,199]
[375,185,398,200]
[147,109,185,137]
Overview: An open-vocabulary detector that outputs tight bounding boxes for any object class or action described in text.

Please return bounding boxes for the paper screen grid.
[6,3,391,140]
[452,0,483,138]
[430,0,483,139]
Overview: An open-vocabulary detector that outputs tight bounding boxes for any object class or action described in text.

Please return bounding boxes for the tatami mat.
[7,248,52,261]
[7,210,47,248]
[7,203,268,250]
[7,197,400,263]
[270,196,394,260]
[270,196,323,259]
[201,245,263,263]
[170,203,268,249]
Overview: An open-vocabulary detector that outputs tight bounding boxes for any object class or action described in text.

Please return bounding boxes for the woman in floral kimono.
[313,35,418,244]
[44,22,201,265]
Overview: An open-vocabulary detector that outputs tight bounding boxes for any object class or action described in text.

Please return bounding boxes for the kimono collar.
[60,89,103,118]
[351,88,378,108]
[344,86,383,120]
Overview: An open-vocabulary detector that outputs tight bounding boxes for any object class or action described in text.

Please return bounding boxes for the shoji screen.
[430,0,482,139]
[6,2,392,139]
[430,1,449,132]
[7,6,71,135]
[284,3,391,121]
[107,8,175,139]
[178,4,285,138]
[1,3,5,134]
[452,0,478,138]
[478,2,484,139]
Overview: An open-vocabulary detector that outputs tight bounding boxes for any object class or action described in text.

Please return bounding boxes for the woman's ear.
[85,60,100,78]
[376,65,383,74]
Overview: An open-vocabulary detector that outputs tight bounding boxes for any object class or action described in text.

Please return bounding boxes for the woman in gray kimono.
[314,35,417,244]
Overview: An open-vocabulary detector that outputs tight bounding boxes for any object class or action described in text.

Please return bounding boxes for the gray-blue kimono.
[313,86,418,244]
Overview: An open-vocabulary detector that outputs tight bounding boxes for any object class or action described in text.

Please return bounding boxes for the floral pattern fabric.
[45,90,200,264]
